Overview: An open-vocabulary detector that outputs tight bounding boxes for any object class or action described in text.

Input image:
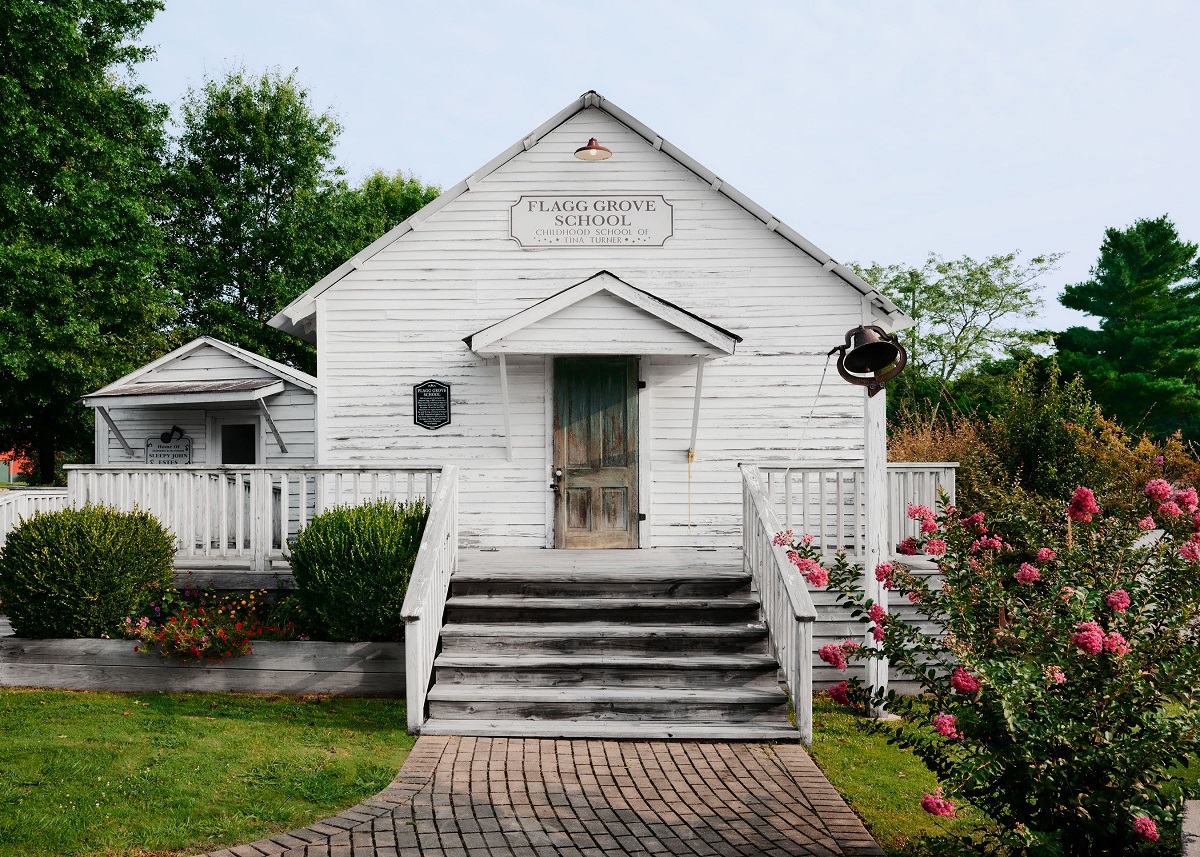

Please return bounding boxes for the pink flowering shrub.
[792,479,1200,854]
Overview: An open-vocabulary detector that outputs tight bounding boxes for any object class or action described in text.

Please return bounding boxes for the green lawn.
[0,689,414,857]
[807,696,977,854]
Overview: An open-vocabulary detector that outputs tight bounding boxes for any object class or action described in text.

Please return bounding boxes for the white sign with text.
[510,195,673,248]
[145,437,192,465]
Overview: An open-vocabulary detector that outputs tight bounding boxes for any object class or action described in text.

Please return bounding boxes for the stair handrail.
[741,463,817,745]
[400,464,459,733]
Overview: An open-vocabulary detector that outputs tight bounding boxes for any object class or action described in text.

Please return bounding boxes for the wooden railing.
[400,465,459,733]
[64,466,441,570]
[741,464,817,746]
[0,488,70,548]
[758,462,957,557]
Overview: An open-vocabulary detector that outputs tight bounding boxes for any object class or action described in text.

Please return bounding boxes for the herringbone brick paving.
[196,736,884,857]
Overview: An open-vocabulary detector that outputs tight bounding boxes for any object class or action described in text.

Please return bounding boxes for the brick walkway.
[197,737,883,857]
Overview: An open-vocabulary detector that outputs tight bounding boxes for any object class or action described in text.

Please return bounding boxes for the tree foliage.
[161,69,341,371]
[0,0,172,482]
[855,251,1061,383]
[1056,216,1200,441]
[162,71,440,372]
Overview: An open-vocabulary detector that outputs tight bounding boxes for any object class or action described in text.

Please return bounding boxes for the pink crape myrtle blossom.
[1180,539,1200,563]
[828,681,850,706]
[896,537,919,556]
[772,529,794,547]
[1175,487,1199,514]
[1132,816,1158,842]
[1046,666,1066,685]
[971,535,1004,553]
[924,538,948,556]
[920,788,957,818]
[1139,516,1157,530]
[1158,501,1184,519]
[793,556,829,587]
[1036,547,1057,561]
[804,566,829,587]
[933,712,960,739]
[818,643,847,670]
[1104,632,1130,656]
[1106,590,1131,613]
[874,562,894,587]
[950,667,981,694]
[960,511,985,530]
[920,518,939,534]
[819,640,861,671]
[1014,563,1040,585]
[868,603,887,624]
[1068,487,1101,522]
[1073,621,1105,655]
[1059,586,1076,601]
[1145,478,1173,503]
[907,503,935,522]
[871,624,885,642]
[907,591,921,603]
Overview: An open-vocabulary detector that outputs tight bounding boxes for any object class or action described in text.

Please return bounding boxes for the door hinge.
[638,513,647,521]
[637,380,647,389]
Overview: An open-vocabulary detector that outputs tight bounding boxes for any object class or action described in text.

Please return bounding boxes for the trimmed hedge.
[0,505,175,638]
[287,499,428,642]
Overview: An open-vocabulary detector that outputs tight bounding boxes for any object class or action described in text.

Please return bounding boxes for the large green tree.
[1057,215,1200,440]
[853,251,1061,419]
[162,72,439,371]
[0,0,171,483]
[162,69,341,371]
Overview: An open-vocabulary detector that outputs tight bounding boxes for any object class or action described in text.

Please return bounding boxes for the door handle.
[550,468,563,491]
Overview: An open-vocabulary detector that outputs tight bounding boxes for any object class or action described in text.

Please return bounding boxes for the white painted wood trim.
[498,355,513,462]
[256,398,289,454]
[95,407,134,458]
[207,411,266,467]
[861,297,890,714]
[638,357,652,548]
[468,272,738,356]
[544,358,555,549]
[315,298,327,466]
[85,381,285,409]
[94,410,109,465]
[688,358,705,455]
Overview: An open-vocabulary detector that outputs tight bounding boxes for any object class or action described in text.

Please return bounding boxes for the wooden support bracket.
[499,354,513,462]
[95,407,135,457]
[256,398,288,453]
[688,357,705,457]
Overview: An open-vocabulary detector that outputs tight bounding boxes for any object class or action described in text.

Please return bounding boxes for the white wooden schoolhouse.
[19,92,957,741]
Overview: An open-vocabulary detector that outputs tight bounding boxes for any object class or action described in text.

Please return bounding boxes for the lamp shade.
[573,138,612,161]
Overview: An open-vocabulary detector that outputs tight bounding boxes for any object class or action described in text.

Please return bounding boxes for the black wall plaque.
[413,380,451,430]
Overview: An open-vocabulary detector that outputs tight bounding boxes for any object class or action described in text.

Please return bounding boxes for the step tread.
[446,595,760,609]
[427,684,787,703]
[418,718,801,742]
[434,653,779,669]
[452,568,749,583]
[440,622,766,636]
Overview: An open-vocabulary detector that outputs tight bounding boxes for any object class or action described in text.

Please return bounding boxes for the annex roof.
[269,90,911,341]
[83,336,317,408]
[465,271,741,358]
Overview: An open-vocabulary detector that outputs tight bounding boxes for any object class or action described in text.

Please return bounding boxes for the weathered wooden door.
[553,357,639,549]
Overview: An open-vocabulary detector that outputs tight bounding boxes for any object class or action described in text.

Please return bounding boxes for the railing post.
[797,617,813,745]
[251,469,271,572]
[863,388,889,715]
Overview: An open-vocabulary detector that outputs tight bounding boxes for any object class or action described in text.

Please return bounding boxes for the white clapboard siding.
[129,343,277,385]
[315,107,888,547]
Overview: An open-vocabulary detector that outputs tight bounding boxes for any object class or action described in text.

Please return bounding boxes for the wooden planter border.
[0,637,405,696]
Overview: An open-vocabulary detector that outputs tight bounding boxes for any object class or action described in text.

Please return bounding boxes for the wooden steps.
[422,548,796,741]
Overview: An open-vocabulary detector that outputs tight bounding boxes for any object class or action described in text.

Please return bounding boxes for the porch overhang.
[82,379,285,409]
[465,271,741,358]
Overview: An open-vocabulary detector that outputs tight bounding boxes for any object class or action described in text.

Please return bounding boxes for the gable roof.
[269,90,911,341]
[465,271,741,358]
[86,336,318,401]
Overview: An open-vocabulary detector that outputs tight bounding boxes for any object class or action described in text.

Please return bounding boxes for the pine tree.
[1057,216,1200,440]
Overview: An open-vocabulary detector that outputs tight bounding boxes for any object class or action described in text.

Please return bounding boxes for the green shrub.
[0,504,175,638]
[287,499,428,642]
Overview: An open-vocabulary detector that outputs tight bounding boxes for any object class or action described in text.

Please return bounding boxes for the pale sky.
[136,1,1200,334]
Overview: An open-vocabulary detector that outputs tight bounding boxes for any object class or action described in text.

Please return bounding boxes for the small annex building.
[85,336,317,468]
[266,90,910,549]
